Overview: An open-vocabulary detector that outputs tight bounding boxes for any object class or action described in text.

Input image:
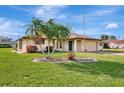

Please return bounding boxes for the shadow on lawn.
[59,61,124,79]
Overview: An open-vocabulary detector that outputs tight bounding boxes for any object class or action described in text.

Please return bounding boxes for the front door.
[69,41,73,51]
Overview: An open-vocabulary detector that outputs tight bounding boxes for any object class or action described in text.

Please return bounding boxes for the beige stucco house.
[15,33,101,53]
[100,40,124,49]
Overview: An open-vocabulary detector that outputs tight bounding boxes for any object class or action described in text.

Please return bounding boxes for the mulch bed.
[32,58,97,63]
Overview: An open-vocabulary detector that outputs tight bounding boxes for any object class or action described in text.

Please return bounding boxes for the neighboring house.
[100,40,124,49]
[15,33,101,53]
[0,41,12,48]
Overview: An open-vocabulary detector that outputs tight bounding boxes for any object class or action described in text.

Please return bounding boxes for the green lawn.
[0,48,124,87]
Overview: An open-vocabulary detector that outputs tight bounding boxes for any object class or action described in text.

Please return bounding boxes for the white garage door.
[86,40,97,51]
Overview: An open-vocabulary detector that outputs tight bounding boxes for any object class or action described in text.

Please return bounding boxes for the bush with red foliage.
[68,52,75,60]
[26,46,38,53]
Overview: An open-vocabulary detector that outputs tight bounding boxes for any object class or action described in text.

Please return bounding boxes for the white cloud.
[95,9,115,16]
[94,6,121,16]
[32,5,67,21]
[72,27,101,35]
[105,23,118,29]
[73,8,116,21]
[0,17,25,38]
[72,6,120,24]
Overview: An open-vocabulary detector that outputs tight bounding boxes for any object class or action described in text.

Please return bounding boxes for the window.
[35,39,45,44]
[41,39,45,44]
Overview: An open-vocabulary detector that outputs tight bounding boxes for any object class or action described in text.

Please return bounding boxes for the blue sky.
[0,5,124,40]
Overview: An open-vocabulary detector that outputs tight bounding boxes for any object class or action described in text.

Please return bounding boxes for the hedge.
[0,44,12,48]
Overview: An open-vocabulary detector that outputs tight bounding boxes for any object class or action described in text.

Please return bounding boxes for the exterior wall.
[55,39,68,51]
[56,40,62,51]
[98,41,103,50]
[109,43,124,49]
[17,39,64,53]
[109,43,118,48]
[77,40,82,51]
[63,40,69,51]
[100,41,124,49]
[36,39,53,51]
[70,39,99,52]
[118,44,124,48]
[81,40,85,51]
[73,39,77,51]
[22,39,36,53]
[17,38,100,53]
[17,39,52,53]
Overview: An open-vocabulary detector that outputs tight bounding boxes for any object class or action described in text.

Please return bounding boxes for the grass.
[0,48,124,86]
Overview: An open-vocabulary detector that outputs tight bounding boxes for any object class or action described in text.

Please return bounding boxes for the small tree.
[0,36,12,41]
[25,17,45,54]
[110,35,116,40]
[101,34,109,40]
[42,19,71,58]
[26,18,71,59]
[101,34,117,40]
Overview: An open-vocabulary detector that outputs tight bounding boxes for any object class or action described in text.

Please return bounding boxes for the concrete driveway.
[94,51,124,56]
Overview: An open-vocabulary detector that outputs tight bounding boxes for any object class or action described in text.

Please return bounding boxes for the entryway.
[68,41,73,51]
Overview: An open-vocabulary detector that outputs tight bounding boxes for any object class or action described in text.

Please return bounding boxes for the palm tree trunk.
[51,46,55,55]
[51,40,55,54]
[48,40,51,59]
[38,43,47,57]
[36,36,47,57]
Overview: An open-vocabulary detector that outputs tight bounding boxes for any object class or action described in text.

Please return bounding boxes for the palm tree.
[0,36,11,41]
[101,34,109,40]
[26,18,71,59]
[42,19,71,58]
[25,17,45,54]
[110,35,116,40]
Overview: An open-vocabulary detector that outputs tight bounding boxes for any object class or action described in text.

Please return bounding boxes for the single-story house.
[15,33,101,53]
[0,41,12,48]
[99,40,124,49]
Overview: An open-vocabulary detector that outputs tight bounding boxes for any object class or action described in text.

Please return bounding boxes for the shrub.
[68,52,75,60]
[0,44,11,48]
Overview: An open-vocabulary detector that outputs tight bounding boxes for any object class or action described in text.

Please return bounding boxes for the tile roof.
[69,33,100,40]
[17,33,100,41]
